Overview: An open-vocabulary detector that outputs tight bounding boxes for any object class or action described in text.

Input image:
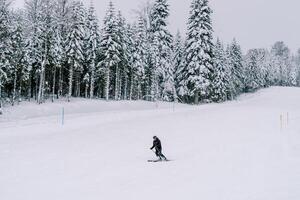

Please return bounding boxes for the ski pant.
[155,148,167,160]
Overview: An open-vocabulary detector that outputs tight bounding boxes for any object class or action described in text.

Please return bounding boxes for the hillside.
[0,87,299,200]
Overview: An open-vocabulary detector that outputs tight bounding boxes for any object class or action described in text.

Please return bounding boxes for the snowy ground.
[0,87,300,200]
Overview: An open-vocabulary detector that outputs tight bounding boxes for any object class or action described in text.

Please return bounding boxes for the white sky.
[12,0,300,53]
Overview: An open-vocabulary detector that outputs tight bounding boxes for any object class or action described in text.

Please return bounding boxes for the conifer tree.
[228,39,244,97]
[150,0,174,101]
[66,1,85,101]
[0,0,11,112]
[184,0,214,104]
[244,49,261,92]
[9,12,28,105]
[100,1,121,100]
[86,2,99,99]
[211,39,229,102]
[172,31,185,100]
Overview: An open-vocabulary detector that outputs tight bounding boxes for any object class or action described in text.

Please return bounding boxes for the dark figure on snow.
[150,136,167,160]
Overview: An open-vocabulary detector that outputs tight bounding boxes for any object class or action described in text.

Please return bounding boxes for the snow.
[0,87,300,200]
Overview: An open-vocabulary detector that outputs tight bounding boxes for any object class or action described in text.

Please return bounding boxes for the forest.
[1,0,300,114]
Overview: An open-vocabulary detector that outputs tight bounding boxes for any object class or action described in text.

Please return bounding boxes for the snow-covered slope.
[1,87,299,200]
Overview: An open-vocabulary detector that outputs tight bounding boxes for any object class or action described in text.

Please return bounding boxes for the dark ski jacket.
[151,138,162,151]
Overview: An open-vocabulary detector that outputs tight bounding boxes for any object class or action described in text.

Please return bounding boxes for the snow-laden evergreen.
[131,16,147,100]
[211,39,230,102]
[99,1,121,101]
[0,0,11,113]
[85,2,100,99]
[150,0,174,101]
[228,39,245,98]
[172,31,185,99]
[184,0,214,104]
[66,1,85,101]
[0,0,299,112]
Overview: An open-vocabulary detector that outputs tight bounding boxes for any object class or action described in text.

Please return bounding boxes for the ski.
[147,159,171,162]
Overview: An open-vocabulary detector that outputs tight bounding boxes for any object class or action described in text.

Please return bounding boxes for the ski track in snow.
[0,87,300,200]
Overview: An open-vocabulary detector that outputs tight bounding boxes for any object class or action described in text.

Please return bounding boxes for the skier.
[150,136,167,161]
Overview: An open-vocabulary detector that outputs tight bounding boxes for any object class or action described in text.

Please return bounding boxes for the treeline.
[0,0,300,113]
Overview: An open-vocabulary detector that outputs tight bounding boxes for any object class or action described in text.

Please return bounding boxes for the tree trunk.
[85,82,88,98]
[58,66,63,99]
[28,74,31,102]
[115,65,119,100]
[138,78,142,100]
[12,71,17,106]
[90,61,95,99]
[38,47,47,104]
[18,78,22,105]
[68,64,73,102]
[52,66,56,103]
[118,69,122,100]
[194,90,199,104]
[78,72,81,97]
[129,73,133,101]
[105,67,110,101]
[124,74,128,100]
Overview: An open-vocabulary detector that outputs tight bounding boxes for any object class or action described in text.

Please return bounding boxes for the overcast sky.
[12,0,300,53]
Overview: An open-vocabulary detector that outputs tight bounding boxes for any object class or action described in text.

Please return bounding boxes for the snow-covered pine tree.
[254,49,269,88]
[135,2,154,101]
[99,1,121,101]
[270,41,291,86]
[0,0,11,113]
[211,39,229,102]
[50,28,63,102]
[86,2,99,99]
[130,16,147,100]
[184,0,214,104]
[289,57,298,87]
[35,0,57,104]
[122,23,134,100]
[24,0,45,102]
[9,11,29,105]
[55,0,71,98]
[66,1,85,101]
[228,39,245,97]
[150,0,174,101]
[115,10,127,100]
[172,31,185,101]
[244,49,261,92]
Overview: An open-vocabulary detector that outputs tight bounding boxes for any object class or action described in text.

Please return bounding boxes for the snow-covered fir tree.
[270,41,291,86]
[150,0,174,101]
[100,1,121,100]
[85,2,100,99]
[184,0,214,104]
[9,11,29,106]
[211,39,230,102]
[244,49,261,92]
[131,17,147,100]
[115,11,127,100]
[172,31,185,100]
[50,28,63,102]
[228,39,245,97]
[0,0,12,113]
[66,1,85,101]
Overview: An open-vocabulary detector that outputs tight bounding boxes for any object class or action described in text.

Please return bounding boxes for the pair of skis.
[147,159,171,162]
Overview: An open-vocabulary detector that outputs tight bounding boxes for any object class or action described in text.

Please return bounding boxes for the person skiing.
[150,136,167,161]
